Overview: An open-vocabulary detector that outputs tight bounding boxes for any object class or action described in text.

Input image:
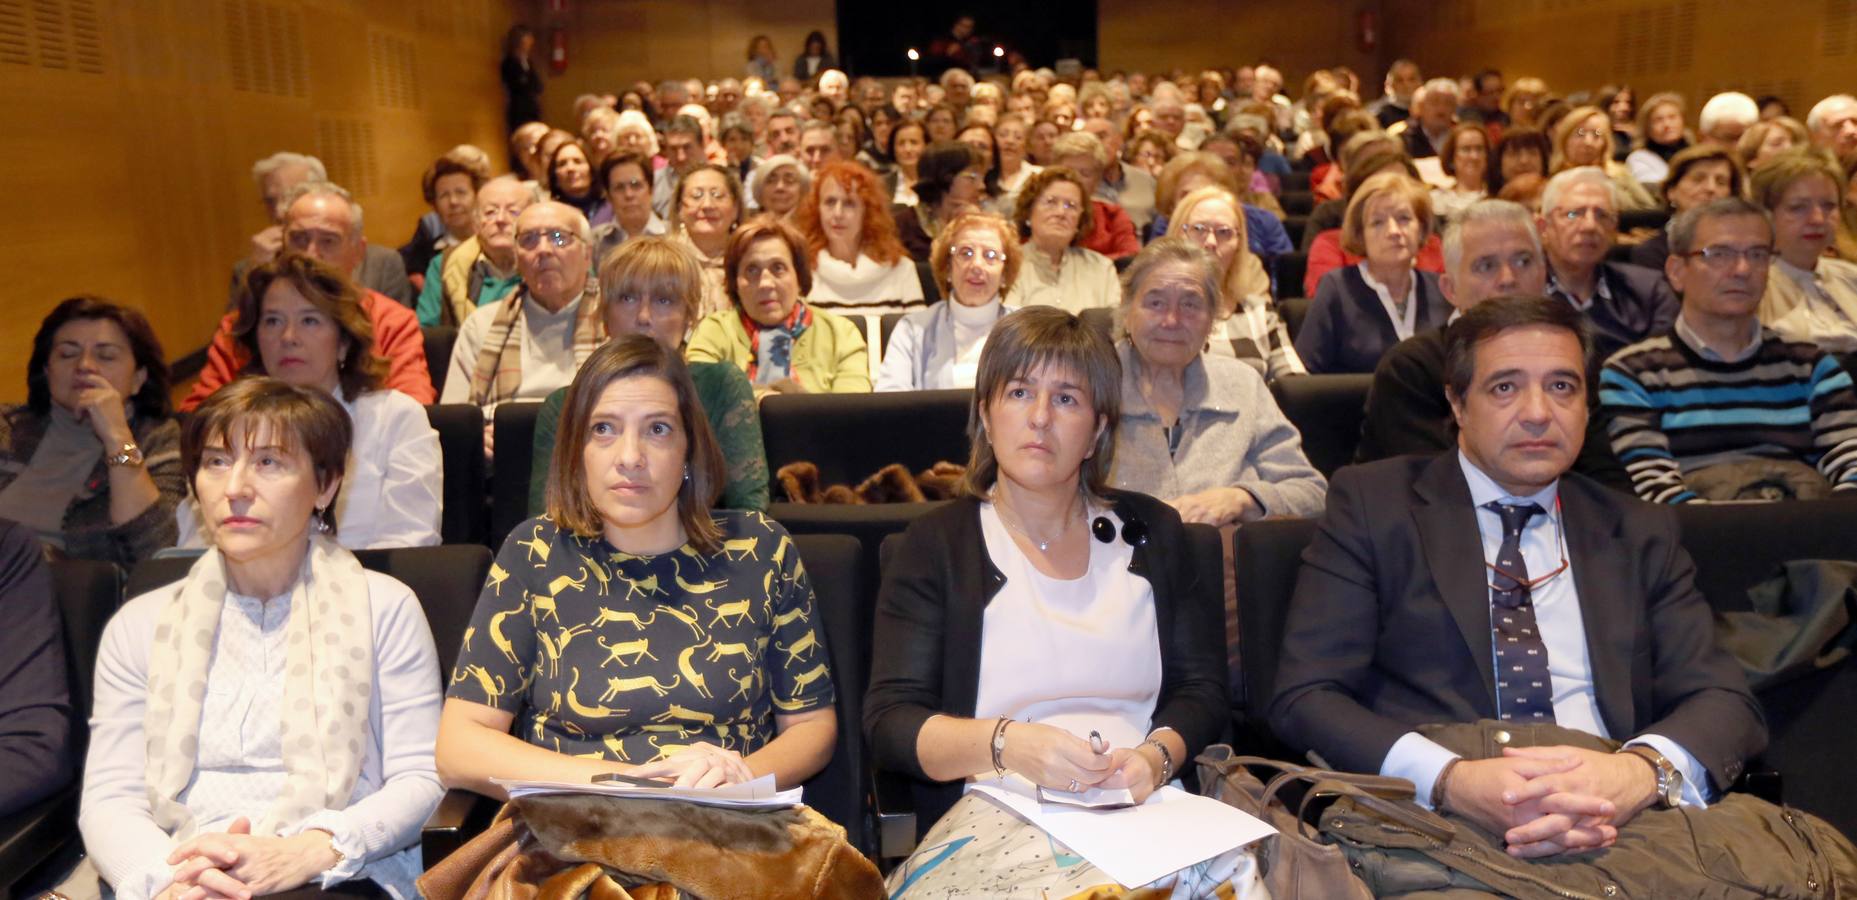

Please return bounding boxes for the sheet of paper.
[492,773,804,810]
[1036,784,1136,809]
[971,782,1275,887]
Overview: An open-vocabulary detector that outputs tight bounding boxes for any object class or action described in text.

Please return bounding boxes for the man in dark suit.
[1272,295,1765,856]
[1539,167,1678,362]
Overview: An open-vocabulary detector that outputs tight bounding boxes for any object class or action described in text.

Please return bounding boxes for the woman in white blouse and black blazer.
[175,254,442,549]
[1296,172,1450,374]
[864,307,1234,894]
[82,377,442,899]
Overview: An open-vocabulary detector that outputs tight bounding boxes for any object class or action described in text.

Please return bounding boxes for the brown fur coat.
[418,794,884,900]
[776,461,965,505]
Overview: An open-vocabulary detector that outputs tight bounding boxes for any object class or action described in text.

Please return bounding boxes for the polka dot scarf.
[143,534,373,839]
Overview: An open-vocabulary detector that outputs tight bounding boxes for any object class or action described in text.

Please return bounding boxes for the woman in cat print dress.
[437,333,836,792]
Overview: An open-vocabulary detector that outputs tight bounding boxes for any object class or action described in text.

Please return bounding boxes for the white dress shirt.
[175,390,442,549]
[1357,263,1421,341]
[1380,452,1710,809]
[80,570,443,899]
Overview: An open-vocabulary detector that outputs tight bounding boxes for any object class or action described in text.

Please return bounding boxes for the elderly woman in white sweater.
[1109,238,1327,525]
[1003,167,1121,313]
[876,212,1019,391]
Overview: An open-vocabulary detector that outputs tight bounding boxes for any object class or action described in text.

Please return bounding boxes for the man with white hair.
[187,182,433,410]
[1539,167,1679,362]
[1393,78,1461,159]
[442,201,606,456]
[233,153,414,309]
[1698,92,1759,148]
[817,69,850,109]
[416,175,542,328]
[1358,199,1550,463]
[1367,59,1423,129]
[1808,94,1857,162]
[939,67,975,117]
[1148,86,1187,143]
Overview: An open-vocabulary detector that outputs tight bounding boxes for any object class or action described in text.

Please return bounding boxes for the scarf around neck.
[143,534,374,839]
[740,301,814,384]
[467,281,605,406]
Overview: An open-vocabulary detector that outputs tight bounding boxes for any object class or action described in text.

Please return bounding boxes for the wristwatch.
[1621,744,1682,809]
[106,441,144,468]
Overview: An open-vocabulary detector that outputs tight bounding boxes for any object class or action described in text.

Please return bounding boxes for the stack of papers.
[972,782,1275,887]
[492,773,803,811]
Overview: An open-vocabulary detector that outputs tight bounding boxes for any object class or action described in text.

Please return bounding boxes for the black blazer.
[864,491,1228,835]
[1296,266,1450,374]
[1268,453,1765,792]
[1579,260,1680,364]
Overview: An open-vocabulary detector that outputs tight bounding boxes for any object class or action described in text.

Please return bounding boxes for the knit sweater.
[1598,328,1857,504]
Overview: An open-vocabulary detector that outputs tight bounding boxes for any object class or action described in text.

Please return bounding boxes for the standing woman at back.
[500,25,543,140]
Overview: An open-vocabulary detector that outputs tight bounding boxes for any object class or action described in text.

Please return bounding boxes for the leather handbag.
[1196,744,1399,900]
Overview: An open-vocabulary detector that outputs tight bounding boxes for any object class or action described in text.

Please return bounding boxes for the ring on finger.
[1068,778,1080,792]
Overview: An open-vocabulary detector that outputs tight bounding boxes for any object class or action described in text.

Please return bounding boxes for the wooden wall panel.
[1381,0,1850,119]
[1097,0,1382,89]
[0,0,519,401]
[530,0,837,126]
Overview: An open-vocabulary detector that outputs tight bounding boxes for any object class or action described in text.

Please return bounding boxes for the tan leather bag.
[1197,744,1438,900]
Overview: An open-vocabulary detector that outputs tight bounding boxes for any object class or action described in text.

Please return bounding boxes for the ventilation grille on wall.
[0,0,104,73]
[1614,0,1697,77]
[1829,0,1854,56]
[416,0,495,43]
[316,118,379,196]
[369,31,420,109]
[226,0,307,97]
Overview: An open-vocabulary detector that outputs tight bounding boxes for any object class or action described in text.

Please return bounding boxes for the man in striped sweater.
[1600,197,1857,504]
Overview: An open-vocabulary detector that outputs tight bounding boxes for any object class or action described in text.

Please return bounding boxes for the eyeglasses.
[1486,500,1571,593]
[1184,222,1239,244]
[683,187,730,203]
[516,228,583,250]
[952,245,1006,265]
[608,178,647,192]
[1550,206,1619,227]
[955,170,987,183]
[1681,245,1775,269]
[1572,128,1608,140]
[1037,195,1081,213]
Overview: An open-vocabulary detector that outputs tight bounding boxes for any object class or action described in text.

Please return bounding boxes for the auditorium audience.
[749,154,808,222]
[1736,116,1811,171]
[1492,126,1552,195]
[442,201,605,457]
[545,139,609,227]
[440,334,834,801]
[887,118,929,206]
[1394,78,1460,159]
[1356,199,1548,463]
[1753,150,1857,352]
[399,152,488,291]
[1368,59,1422,130]
[234,153,413,309]
[1166,186,1305,378]
[1502,76,1550,130]
[671,163,745,316]
[745,34,777,84]
[531,237,767,517]
[1629,145,1744,272]
[1602,197,1857,503]
[177,254,441,550]
[191,183,433,410]
[993,114,1043,199]
[1700,91,1761,148]
[1552,106,1658,211]
[1,298,180,567]
[895,142,987,261]
[1126,129,1173,179]
[866,305,1234,892]
[651,117,708,219]
[1298,172,1451,373]
[1538,166,1679,361]
[878,213,1019,392]
[82,377,442,899]
[417,175,539,328]
[1153,152,1294,265]
[791,161,929,322]
[1111,238,1325,524]
[687,219,869,394]
[1810,94,1857,162]
[1624,92,1690,187]
[1430,123,1493,224]
[1004,167,1121,313]
[590,152,669,264]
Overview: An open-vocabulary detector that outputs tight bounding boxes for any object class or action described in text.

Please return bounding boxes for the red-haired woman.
[794,161,929,317]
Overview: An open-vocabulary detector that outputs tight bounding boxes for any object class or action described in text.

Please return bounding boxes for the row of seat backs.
[1233,497,1857,838]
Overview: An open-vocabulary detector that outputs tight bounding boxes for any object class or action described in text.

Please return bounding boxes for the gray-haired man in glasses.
[1537,166,1679,363]
[1600,196,1857,505]
[441,201,604,458]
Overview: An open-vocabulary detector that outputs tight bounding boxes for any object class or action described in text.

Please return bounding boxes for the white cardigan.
[176,390,442,550]
[79,569,443,899]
